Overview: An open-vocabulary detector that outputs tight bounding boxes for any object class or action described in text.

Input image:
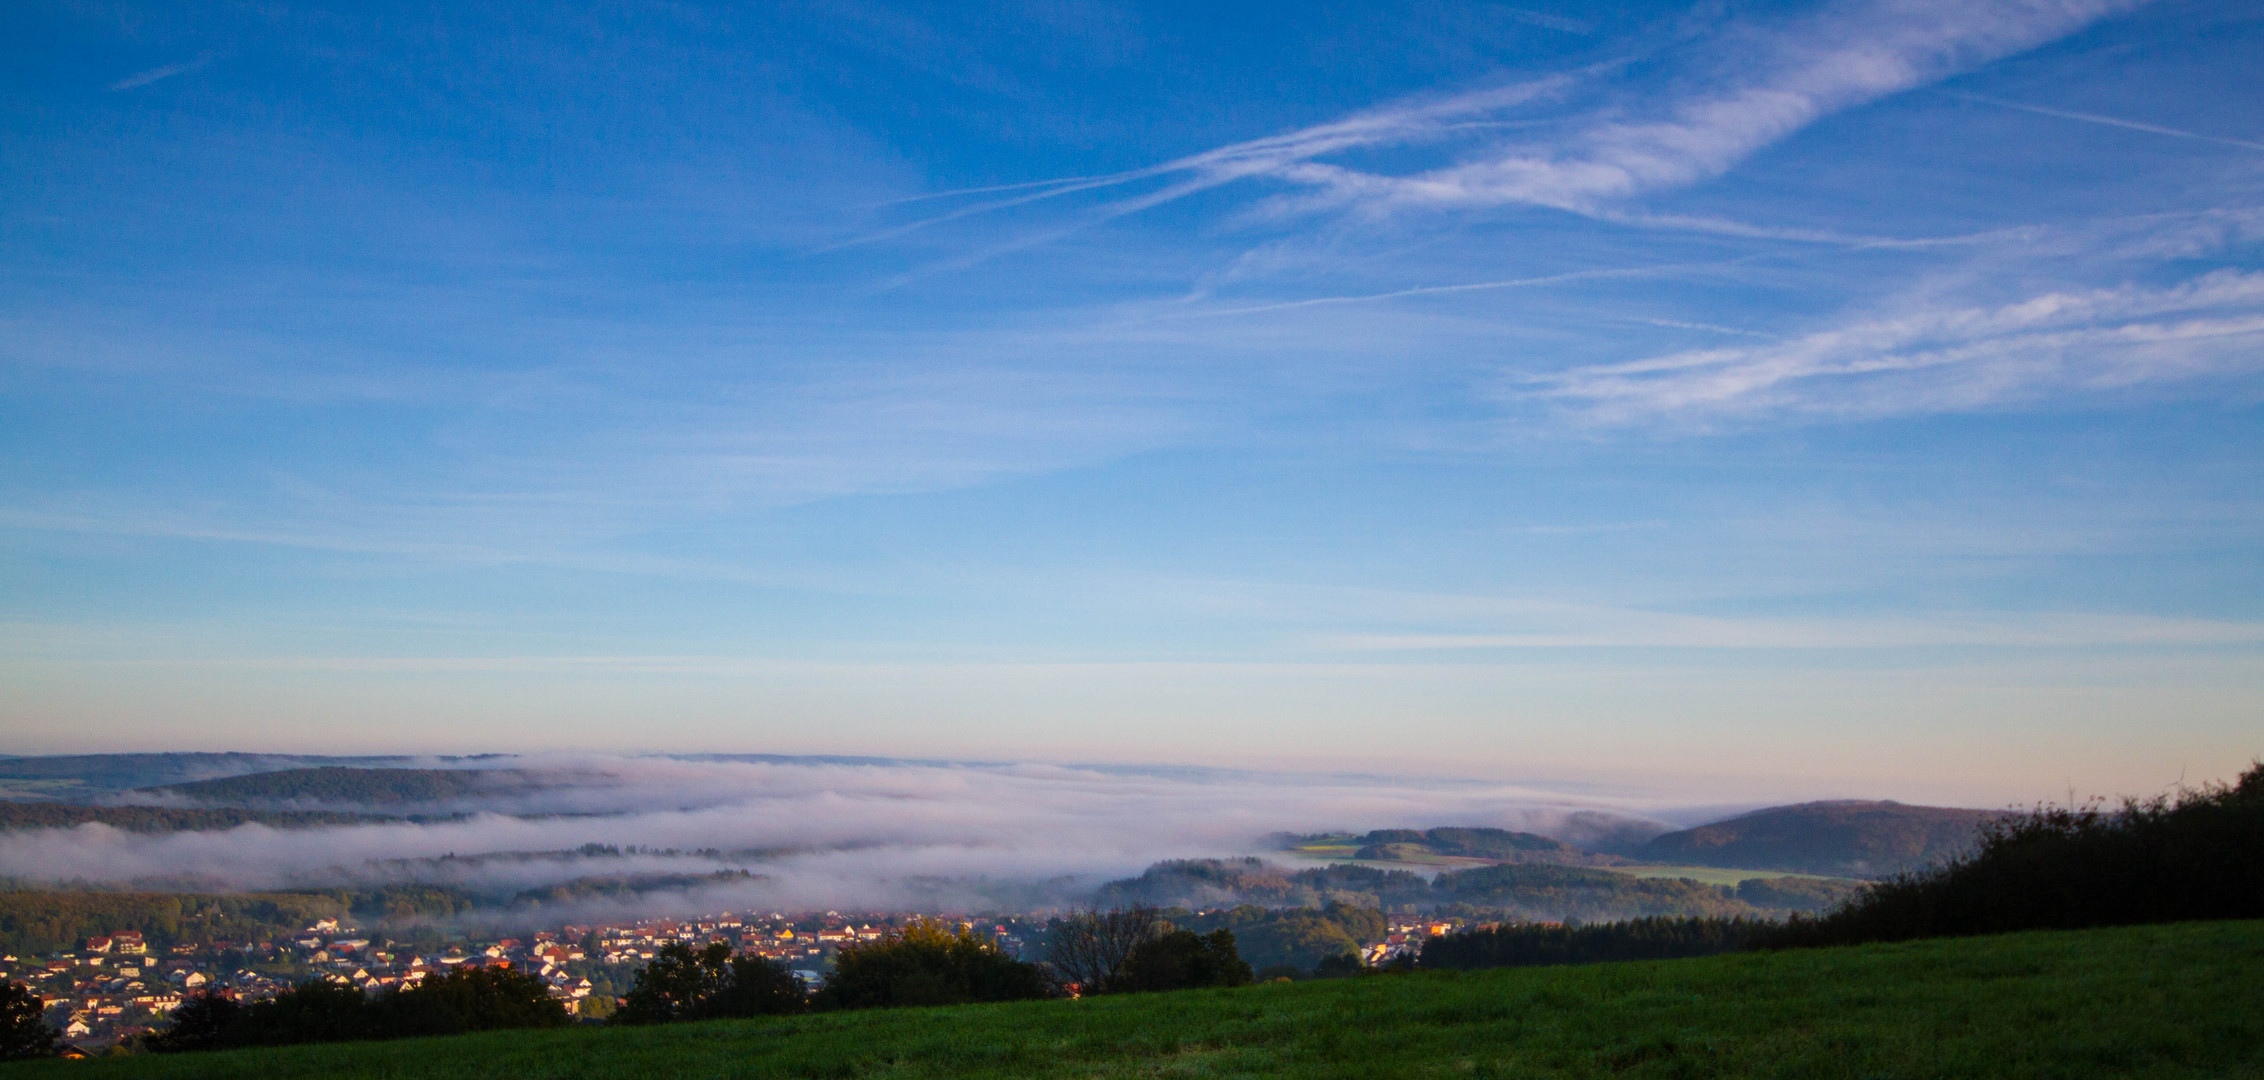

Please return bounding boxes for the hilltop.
[1636,800,2003,878]
[9,920,2257,1079]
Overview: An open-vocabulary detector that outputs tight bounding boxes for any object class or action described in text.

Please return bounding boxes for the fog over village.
[2,0,2259,1070]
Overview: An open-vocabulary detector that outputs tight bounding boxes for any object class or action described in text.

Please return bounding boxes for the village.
[1,911,1458,1052]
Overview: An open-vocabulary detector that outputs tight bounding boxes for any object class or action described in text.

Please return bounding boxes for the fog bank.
[0,756,1689,915]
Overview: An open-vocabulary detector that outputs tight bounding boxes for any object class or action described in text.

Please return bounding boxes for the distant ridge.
[1638,800,2004,879]
[144,765,535,807]
[0,752,420,800]
[0,802,402,832]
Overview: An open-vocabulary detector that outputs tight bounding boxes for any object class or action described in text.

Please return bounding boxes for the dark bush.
[0,979,58,1061]
[612,941,804,1024]
[147,966,568,1053]
[140,992,242,1053]
[1311,953,1365,978]
[702,952,808,1019]
[369,966,570,1036]
[1764,762,2264,948]
[230,978,374,1046]
[814,918,1060,1010]
[1106,929,1253,993]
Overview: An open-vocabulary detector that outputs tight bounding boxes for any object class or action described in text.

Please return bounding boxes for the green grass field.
[14,920,2261,1079]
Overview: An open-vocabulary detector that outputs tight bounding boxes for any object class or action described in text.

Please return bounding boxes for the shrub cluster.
[1107,929,1253,993]
[1762,762,2264,947]
[1046,907,1256,993]
[814,918,1060,1010]
[611,941,804,1024]
[143,966,568,1053]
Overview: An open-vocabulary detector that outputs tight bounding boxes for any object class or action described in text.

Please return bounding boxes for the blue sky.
[3,0,2260,805]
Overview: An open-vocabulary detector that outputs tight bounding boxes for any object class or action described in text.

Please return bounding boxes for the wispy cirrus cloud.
[1268,0,2147,218]
[108,52,219,91]
[870,0,2142,248]
[1945,90,2264,152]
[1527,269,2264,423]
[843,75,1583,249]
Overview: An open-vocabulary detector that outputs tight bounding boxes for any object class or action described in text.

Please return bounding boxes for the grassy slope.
[16,921,2263,1080]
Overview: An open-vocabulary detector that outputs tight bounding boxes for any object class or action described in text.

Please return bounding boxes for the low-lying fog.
[0,756,1694,918]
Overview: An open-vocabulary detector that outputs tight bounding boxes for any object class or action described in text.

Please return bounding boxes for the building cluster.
[1362,917,1458,965]
[1,910,1035,1051]
[5,908,1470,1052]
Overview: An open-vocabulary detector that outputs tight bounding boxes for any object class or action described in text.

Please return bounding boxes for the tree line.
[0,803,398,833]
[1094,857,1858,922]
[1759,761,2264,947]
[1418,916,1772,971]
[0,886,479,955]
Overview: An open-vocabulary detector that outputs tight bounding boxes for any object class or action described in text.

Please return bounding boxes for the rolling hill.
[1637,800,2003,878]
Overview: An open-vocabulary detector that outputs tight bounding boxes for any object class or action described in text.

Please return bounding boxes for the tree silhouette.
[614,942,803,1024]
[0,980,58,1061]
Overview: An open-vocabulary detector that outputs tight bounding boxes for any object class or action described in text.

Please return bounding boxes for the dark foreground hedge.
[1766,762,2264,947]
[1420,916,1770,971]
[144,967,567,1053]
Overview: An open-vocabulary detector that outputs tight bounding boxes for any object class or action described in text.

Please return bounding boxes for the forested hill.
[1352,827,1578,862]
[0,887,480,954]
[0,803,402,832]
[0,753,498,803]
[144,766,531,806]
[1638,800,2003,878]
[1095,858,1862,922]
